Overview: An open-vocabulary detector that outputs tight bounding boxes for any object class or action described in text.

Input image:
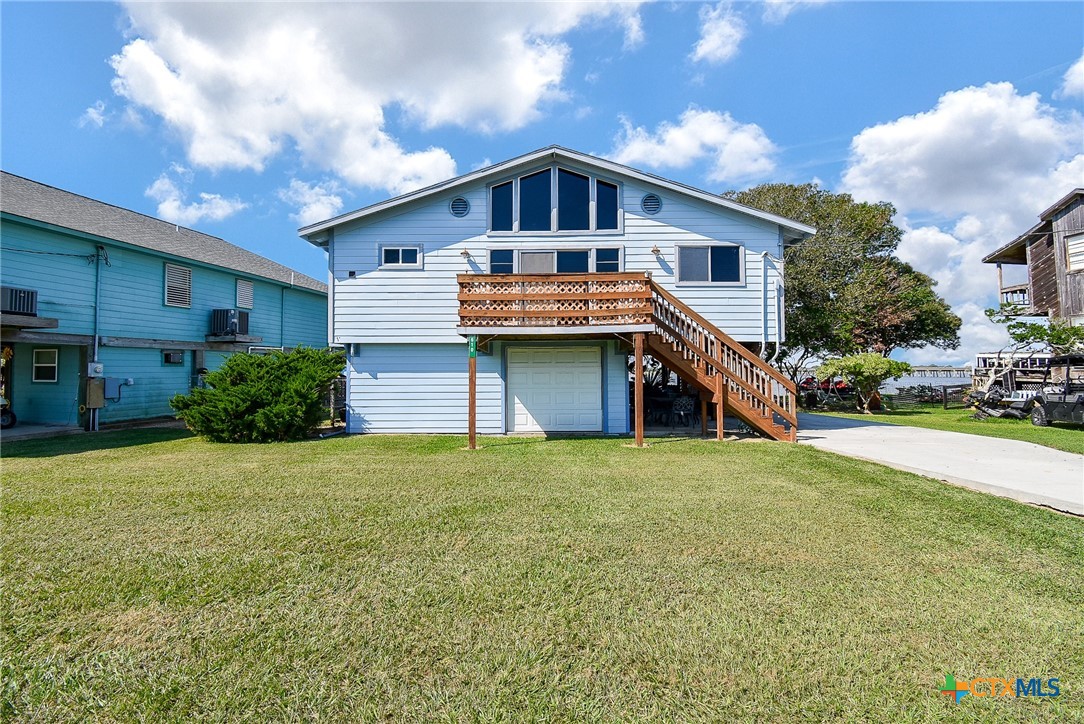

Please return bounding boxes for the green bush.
[171,347,346,442]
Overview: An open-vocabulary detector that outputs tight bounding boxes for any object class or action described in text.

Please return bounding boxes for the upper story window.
[1068,233,1084,272]
[236,279,254,309]
[676,244,744,285]
[380,245,423,269]
[487,247,623,274]
[164,263,192,307]
[489,166,621,234]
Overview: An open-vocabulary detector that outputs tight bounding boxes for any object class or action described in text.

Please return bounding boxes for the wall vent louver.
[641,194,662,215]
[1,286,38,316]
[211,308,250,336]
[449,197,471,217]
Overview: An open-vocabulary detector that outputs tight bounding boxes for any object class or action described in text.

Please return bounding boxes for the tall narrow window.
[491,181,513,231]
[236,279,254,309]
[1068,233,1084,272]
[164,263,192,307]
[519,169,552,231]
[596,181,619,230]
[32,348,58,382]
[557,169,590,231]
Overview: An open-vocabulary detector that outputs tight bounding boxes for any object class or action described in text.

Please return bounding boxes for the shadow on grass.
[1,427,195,458]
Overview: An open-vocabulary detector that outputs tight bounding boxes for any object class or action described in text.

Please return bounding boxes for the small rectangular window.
[163,350,185,366]
[519,251,555,274]
[595,248,621,272]
[380,246,423,269]
[519,169,552,232]
[164,263,192,307]
[596,181,619,230]
[491,181,513,231]
[236,279,254,309]
[490,249,514,274]
[677,245,744,284]
[1068,233,1084,272]
[32,348,58,382]
[556,250,590,273]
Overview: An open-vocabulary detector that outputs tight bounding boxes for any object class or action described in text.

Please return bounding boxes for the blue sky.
[2,1,1082,364]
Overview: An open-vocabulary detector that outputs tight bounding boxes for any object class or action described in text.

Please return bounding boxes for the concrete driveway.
[796,413,1083,516]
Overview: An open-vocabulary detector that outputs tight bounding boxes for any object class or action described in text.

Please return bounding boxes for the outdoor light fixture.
[460,248,472,259]
[650,244,662,256]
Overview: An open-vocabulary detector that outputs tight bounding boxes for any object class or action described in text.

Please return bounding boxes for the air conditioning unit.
[211,308,250,336]
[1,286,38,316]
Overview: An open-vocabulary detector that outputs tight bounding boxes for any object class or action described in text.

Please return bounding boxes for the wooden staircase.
[646,280,798,441]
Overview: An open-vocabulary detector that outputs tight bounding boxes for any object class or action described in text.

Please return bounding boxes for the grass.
[821,404,1084,455]
[3,430,1082,721]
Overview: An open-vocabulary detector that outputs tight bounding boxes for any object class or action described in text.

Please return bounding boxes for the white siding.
[330,164,788,346]
[346,342,501,434]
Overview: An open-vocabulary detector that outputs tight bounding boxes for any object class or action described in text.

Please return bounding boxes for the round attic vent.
[641,193,662,215]
[449,197,471,217]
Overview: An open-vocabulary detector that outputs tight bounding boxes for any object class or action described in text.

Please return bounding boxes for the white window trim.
[486,246,624,274]
[32,348,58,383]
[487,164,624,236]
[378,244,424,270]
[674,243,746,287]
[236,279,254,309]
[1067,232,1084,273]
[164,262,192,308]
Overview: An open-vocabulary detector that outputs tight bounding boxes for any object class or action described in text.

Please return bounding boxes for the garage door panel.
[507,347,602,433]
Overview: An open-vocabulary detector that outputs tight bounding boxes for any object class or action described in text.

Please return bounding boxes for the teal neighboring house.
[0,171,328,430]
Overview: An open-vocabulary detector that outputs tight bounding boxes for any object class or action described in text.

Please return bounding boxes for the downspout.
[761,251,785,366]
[91,245,104,431]
[760,252,770,359]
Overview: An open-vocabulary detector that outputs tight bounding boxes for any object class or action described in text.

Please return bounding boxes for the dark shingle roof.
[1,171,326,294]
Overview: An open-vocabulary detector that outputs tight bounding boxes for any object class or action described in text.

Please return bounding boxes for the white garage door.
[507,347,602,433]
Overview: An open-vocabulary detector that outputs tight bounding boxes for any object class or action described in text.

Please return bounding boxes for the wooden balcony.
[999,283,1031,312]
[457,273,653,334]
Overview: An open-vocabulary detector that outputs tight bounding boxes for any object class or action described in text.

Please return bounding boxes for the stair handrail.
[647,278,797,427]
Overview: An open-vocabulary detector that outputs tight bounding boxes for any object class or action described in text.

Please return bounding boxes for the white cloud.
[145,170,247,226]
[110,2,645,195]
[278,179,345,227]
[840,82,1084,364]
[762,0,829,24]
[1055,51,1084,99]
[691,3,746,65]
[610,106,777,183]
[79,100,107,128]
[842,83,1083,223]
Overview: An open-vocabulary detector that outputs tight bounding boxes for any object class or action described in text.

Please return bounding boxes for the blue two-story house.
[1,172,328,431]
[300,146,813,444]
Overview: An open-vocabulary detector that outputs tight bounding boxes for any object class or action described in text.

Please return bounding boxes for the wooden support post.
[716,374,726,441]
[468,335,478,450]
[634,332,645,447]
[700,396,708,437]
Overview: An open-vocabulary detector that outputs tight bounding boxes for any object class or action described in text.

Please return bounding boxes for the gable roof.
[1,171,326,294]
[298,145,816,244]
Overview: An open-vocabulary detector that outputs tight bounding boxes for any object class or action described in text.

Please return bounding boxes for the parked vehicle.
[1030,354,1084,426]
[0,395,15,429]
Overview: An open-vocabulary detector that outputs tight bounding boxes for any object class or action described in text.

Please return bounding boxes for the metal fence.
[880,384,972,410]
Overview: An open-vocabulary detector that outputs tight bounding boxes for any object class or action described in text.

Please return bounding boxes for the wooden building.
[1,172,327,430]
[299,146,814,443]
[983,188,1084,324]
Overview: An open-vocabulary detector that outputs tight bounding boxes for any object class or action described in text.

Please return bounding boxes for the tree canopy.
[722,183,960,380]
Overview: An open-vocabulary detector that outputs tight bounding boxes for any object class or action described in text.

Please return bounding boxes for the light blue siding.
[605,341,630,434]
[330,162,786,346]
[9,343,82,425]
[97,347,192,422]
[347,342,502,433]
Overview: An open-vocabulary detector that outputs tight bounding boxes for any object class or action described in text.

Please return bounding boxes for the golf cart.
[1029,354,1084,426]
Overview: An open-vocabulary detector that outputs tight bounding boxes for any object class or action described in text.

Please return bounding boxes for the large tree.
[722,183,960,380]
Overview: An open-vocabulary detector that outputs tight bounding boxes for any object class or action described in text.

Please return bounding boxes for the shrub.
[817,353,912,413]
[171,347,346,442]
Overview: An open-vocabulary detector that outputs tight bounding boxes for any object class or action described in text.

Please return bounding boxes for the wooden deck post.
[468,335,477,450]
[634,332,645,447]
[716,374,726,441]
[701,396,708,437]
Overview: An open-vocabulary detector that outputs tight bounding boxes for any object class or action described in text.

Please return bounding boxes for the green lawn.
[823,405,1084,455]
[3,431,1081,721]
